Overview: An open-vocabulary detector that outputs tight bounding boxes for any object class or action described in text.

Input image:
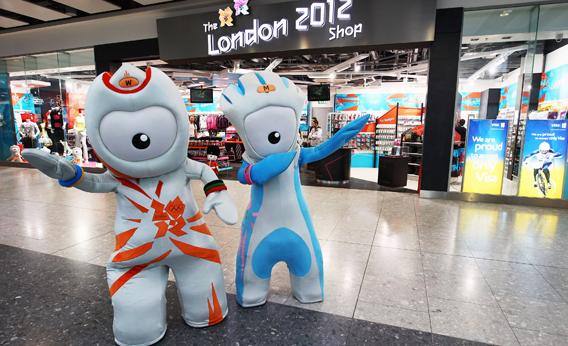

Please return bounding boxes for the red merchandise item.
[206,160,219,175]
[21,113,38,122]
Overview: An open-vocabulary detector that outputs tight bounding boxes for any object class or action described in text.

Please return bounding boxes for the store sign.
[518,120,568,199]
[157,0,435,63]
[462,119,508,195]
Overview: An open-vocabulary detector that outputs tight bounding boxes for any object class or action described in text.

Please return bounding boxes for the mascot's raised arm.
[22,63,238,346]
[220,71,369,307]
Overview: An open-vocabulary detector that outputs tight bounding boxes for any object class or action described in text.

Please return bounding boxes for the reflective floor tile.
[373,232,421,251]
[328,227,375,245]
[424,272,498,307]
[322,240,372,263]
[483,270,564,302]
[323,257,367,286]
[283,279,360,318]
[354,300,431,333]
[475,258,540,276]
[497,294,568,336]
[513,328,568,346]
[429,297,519,346]
[359,273,428,312]
[52,246,107,262]
[419,238,473,257]
[421,253,484,278]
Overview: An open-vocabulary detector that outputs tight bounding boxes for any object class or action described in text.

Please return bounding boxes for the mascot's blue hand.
[251,151,297,185]
[300,115,370,165]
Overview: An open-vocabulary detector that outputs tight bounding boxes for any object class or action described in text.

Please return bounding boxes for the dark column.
[420,8,464,197]
[528,73,541,112]
[94,38,160,75]
[479,89,501,120]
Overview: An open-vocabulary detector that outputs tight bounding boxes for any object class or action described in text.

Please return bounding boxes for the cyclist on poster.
[523,142,562,190]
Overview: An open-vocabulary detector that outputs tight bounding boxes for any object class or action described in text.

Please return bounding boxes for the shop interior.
[3,2,567,197]
[450,4,568,200]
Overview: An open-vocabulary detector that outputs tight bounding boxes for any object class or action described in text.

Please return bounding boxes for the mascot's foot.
[294,295,324,304]
[182,308,229,328]
[114,327,167,346]
[237,298,267,308]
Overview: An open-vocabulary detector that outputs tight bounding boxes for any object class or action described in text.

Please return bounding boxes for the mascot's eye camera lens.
[132,133,151,149]
[268,131,281,144]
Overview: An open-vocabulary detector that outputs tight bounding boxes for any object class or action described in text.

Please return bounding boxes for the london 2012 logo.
[204,0,362,56]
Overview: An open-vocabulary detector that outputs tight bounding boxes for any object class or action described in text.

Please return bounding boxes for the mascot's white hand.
[21,149,77,181]
[203,189,239,225]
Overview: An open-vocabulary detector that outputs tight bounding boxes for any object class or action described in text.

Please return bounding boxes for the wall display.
[157,0,435,63]
[190,88,214,103]
[518,120,568,199]
[335,93,425,112]
[22,64,239,346]
[307,84,330,102]
[220,71,368,307]
[499,83,518,110]
[462,119,508,195]
[183,96,222,113]
[12,93,35,112]
[66,92,87,128]
[459,92,481,112]
[539,63,568,103]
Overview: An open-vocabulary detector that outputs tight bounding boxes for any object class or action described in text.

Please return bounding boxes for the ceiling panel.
[0,15,28,28]
[53,0,120,14]
[133,0,172,6]
[0,0,70,21]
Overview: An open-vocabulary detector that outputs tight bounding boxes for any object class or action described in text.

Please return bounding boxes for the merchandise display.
[220,71,369,307]
[22,63,239,346]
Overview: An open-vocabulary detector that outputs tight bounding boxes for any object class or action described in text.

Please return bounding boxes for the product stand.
[314,147,352,183]
[402,142,423,176]
[378,155,409,188]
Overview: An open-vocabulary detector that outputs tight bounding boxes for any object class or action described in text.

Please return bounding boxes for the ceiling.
[0,0,181,30]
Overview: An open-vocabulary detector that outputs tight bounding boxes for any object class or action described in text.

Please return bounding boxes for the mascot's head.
[10,145,20,156]
[220,72,304,162]
[85,63,188,178]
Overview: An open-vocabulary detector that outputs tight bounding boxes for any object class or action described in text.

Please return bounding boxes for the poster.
[518,120,568,199]
[539,63,568,103]
[462,119,509,194]
[499,83,517,110]
[334,93,425,112]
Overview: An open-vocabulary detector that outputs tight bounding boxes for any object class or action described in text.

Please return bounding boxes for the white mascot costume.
[22,64,238,346]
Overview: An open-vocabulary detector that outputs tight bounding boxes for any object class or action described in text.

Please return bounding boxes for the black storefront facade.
[93,0,469,204]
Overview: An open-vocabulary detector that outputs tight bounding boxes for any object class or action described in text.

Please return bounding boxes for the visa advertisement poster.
[462,119,508,195]
[518,120,568,199]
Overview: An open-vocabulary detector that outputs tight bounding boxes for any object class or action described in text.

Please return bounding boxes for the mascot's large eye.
[132,133,151,149]
[268,131,281,144]
[99,106,177,162]
[244,106,296,157]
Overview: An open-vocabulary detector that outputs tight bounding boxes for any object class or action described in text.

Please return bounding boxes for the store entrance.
[131,48,429,191]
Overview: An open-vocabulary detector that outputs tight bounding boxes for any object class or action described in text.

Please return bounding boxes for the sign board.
[157,0,436,63]
[518,120,568,199]
[462,119,508,195]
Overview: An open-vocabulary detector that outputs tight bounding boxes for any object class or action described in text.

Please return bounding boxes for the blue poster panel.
[462,119,508,194]
[518,120,568,199]
[539,63,568,103]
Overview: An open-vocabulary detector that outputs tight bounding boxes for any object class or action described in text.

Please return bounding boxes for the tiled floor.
[2,166,568,345]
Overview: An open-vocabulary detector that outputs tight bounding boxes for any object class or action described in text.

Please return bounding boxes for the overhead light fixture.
[354,64,361,72]
[500,10,512,17]
[222,77,229,80]
[192,78,199,80]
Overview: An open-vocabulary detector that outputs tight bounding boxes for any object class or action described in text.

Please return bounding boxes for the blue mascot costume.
[220,72,369,307]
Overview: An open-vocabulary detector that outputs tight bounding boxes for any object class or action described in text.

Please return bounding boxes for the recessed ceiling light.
[222,77,229,80]
[192,78,199,80]
[500,10,512,17]
[199,82,205,84]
